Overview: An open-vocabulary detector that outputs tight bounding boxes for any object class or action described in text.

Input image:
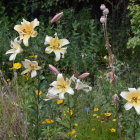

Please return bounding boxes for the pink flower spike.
[49,64,60,74]
[50,12,63,23]
[78,73,90,79]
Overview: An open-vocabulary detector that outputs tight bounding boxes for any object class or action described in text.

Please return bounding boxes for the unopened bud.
[112,94,119,104]
[78,73,90,79]
[100,4,106,11]
[50,12,63,23]
[49,64,60,74]
[100,16,106,24]
[103,8,109,15]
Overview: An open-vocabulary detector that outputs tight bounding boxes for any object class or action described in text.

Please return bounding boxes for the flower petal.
[50,81,57,87]
[59,39,70,46]
[44,36,52,45]
[45,47,53,54]
[31,18,39,28]
[59,93,65,99]
[9,53,17,61]
[22,59,31,68]
[48,87,59,95]
[54,51,61,61]
[57,74,64,82]
[124,102,133,110]
[31,70,37,78]
[128,88,136,92]
[134,105,140,114]
[21,69,30,75]
[6,49,15,54]
[23,36,30,46]
[120,91,128,100]
[67,87,74,95]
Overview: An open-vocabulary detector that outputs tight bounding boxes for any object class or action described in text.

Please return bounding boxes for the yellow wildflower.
[110,128,116,133]
[22,73,29,80]
[112,119,117,122]
[104,112,112,117]
[91,128,96,131]
[67,109,73,116]
[92,114,97,117]
[57,100,64,104]
[12,63,22,69]
[74,123,78,127]
[44,119,54,124]
[35,90,43,95]
[29,55,38,58]
[68,129,76,137]
[94,108,99,112]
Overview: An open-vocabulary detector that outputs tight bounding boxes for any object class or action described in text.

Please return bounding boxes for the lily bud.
[100,16,106,24]
[100,4,106,11]
[103,8,109,15]
[49,64,60,74]
[50,12,63,23]
[112,94,119,105]
[78,73,90,79]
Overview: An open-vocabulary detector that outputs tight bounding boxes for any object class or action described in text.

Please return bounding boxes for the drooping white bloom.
[44,33,69,61]
[21,59,41,78]
[120,88,140,114]
[48,74,74,99]
[71,75,92,92]
[6,38,23,61]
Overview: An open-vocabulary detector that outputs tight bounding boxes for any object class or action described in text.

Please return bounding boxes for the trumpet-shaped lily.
[120,88,140,114]
[21,59,41,78]
[6,38,23,61]
[71,75,92,92]
[14,18,39,46]
[44,33,69,61]
[48,74,74,99]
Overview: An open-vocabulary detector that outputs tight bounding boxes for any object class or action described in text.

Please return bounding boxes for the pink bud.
[100,4,106,11]
[100,16,106,24]
[78,73,90,79]
[50,12,63,23]
[103,8,109,15]
[49,64,60,74]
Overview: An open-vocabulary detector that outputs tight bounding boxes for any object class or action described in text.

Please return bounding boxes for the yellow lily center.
[30,63,38,70]
[127,91,140,104]
[57,81,68,93]
[50,38,62,50]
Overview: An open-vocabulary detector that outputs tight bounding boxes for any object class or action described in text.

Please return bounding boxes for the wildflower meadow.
[0,0,140,140]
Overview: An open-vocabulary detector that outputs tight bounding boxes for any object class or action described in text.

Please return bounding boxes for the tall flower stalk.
[100,4,122,140]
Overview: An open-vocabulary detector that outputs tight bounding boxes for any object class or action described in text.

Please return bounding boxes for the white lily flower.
[5,38,23,61]
[120,88,140,114]
[71,75,92,93]
[48,74,74,99]
[21,59,41,78]
[44,33,69,61]
[14,18,39,46]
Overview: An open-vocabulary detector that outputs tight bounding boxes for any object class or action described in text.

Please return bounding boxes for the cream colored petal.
[48,87,59,95]
[22,59,31,68]
[9,53,17,61]
[60,39,70,46]
[50,81,57,87]
[14,25,22,32]
[36,66,42,70]
[67,87,74,95]
[57,74,64,82]
[6,49,15,54]
[31,70,37,78]
[45,47,53,54]
[128,88,136,92]
[31,18,39,28]
[120,91,128,100]
[21,69,30,75]
[21,19,30,25]
[54,51,61,61]
[23,36,30,46]
[44,36,52,45]
[134,105,140,114]
[60,48,67,58]
[124,102,133,110]
[31,31,38,37]
[59,93,65,99]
